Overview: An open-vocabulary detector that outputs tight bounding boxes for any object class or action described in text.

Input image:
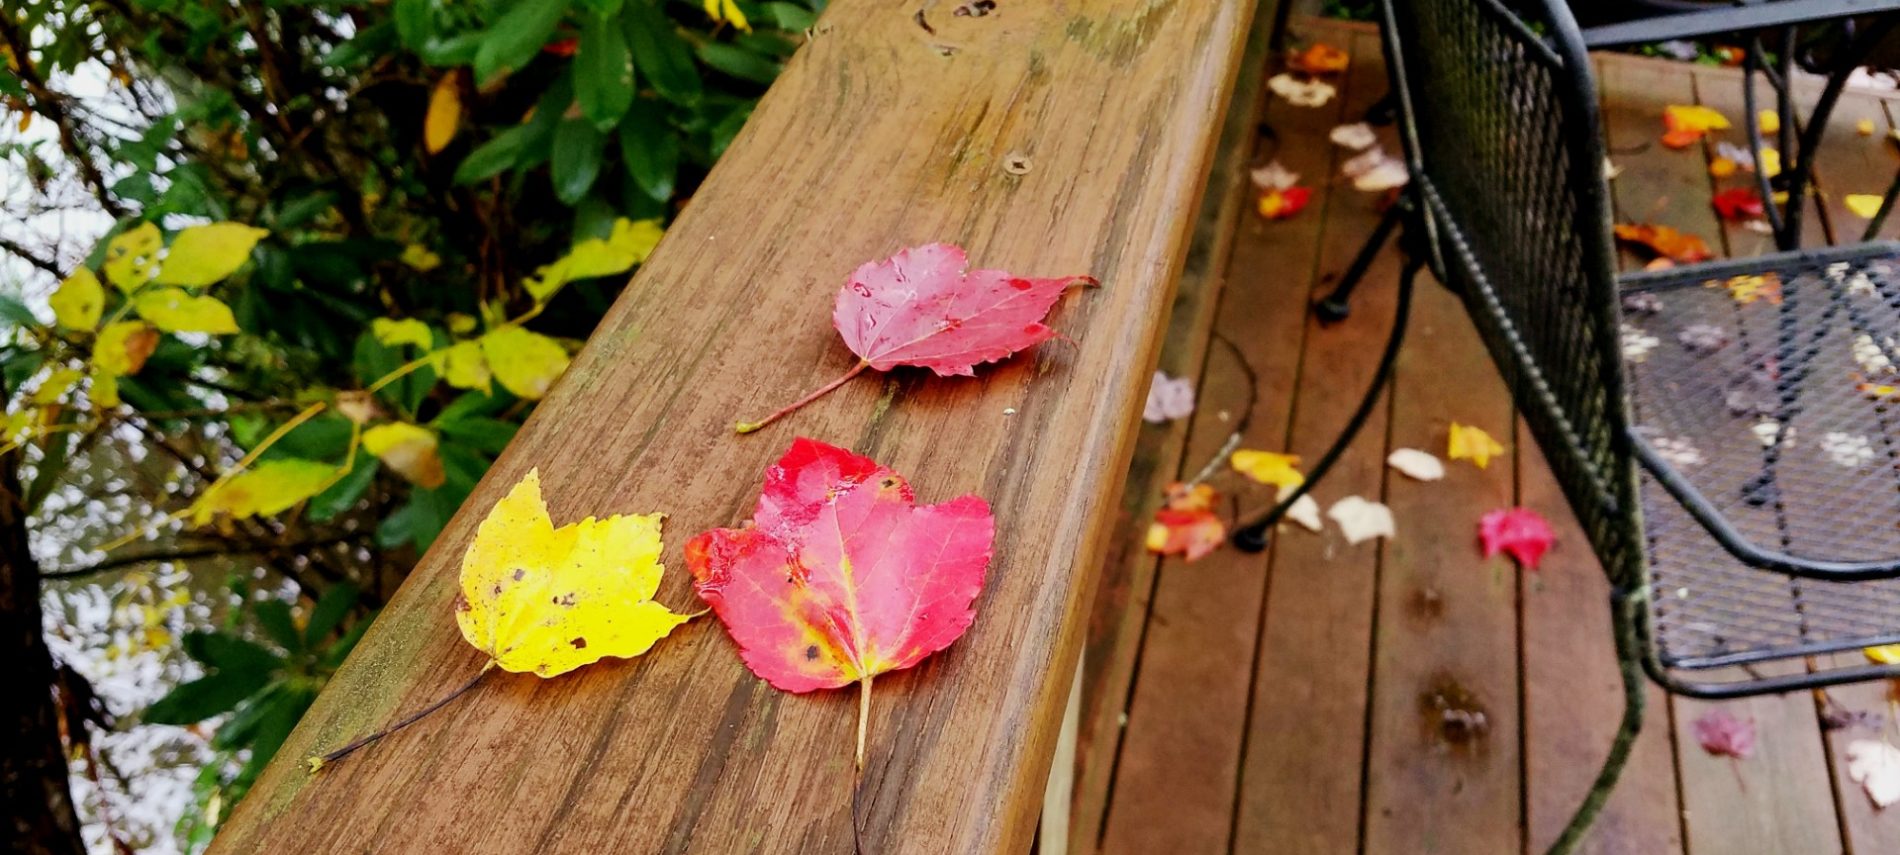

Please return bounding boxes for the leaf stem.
[307,661,496,773]
[856,672,873,772]
[735,361,869,434]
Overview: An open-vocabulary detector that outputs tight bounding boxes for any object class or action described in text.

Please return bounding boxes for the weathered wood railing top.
[210,1,1260,851]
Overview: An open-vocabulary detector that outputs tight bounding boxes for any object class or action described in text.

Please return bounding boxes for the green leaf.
[420,31,486,66]
[0,294,38,328]
[623,0,702,106]
[323,21,397,69]
[763,2,816,29]
[182,631,283,674]
[473,0,568,86]
[304,583,361,647]
[617,100,678,202]
[308,452,378,523]
[394,0,436,50]
[274,191,337,230]
[252,600,303,654]
[436,416,518,455]
[696,42,781,84]
[0,350,42,395]
[453,124,534,185]
[710,102,756,158]
[145,671,260,725]
[259,414,354,462]
[575,13,635,131]
[551,120,607,205]
[322,615,375,670]
[211,681,287,752]
[235,684,316,786]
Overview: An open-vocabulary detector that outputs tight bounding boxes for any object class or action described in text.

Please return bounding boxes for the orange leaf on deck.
[1290,42,1349,74]
[1145,481,1225,561]
[1613,223,1713,263]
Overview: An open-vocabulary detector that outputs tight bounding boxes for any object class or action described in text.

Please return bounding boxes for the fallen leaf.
[1847,740,1900,808]
[1268,74,1336,107]
[1282,491,1322,533]
[1251,161,1299,192]
[1708,272,1782,305]
[1758,146,1781,178]
[1257,186,1313,220]
[1328,496,1394,545]
[1447,422,1505,469]
[1341,146,1389,179]
[1847,194,1886,220]
[1711,187,1764,221]
[1386,448,1444,481]
[1291,43,1349,74]
[1329,122,1377,150]
[1757,109,1779,135]
[424,71,462,155]
[1692,709,1756,758]
[102,223,162,291]
[1661,104,1730,149]
[1709,156,1739,178]
[154,223,268,287]
[363,422,447,489]
[736,244,1095,432]
[480,326,570,399]
[189,458,337,525]
[1859,118,1877,136]
[1148,481,1226,559]
[687,439,993,765]
[1614,223,1714,263]
[1603,158,1623,181]
[1478,507,1556,570]
[49,268,103,329]
[1352,159,1409,192]
[459,469,689,676]
[1144,371,1195,423]
[1231,449,1303,491]
[1866,644,1900,664]
[133,288,239,334]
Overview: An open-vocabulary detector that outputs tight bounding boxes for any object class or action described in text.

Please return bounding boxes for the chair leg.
[1544,590,1648,855]
[1316,203,1404,323]
[1233,256,1420,552]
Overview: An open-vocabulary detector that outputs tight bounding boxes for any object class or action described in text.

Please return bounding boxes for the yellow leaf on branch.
[93,320,159,376]
[133,288,239,334]
[371,317,434,350]
[424,71,462,155]
[522,218,664,303]
[437,340,492,392]
[154,223,268,287]
[188,458,338,525]
[363,422,446,489]
[32,368,83,405]
[456,469,689,676]
[480,326,569,399]
[50,268,104,329]
[701,0,750,32]
[103,223,163,291]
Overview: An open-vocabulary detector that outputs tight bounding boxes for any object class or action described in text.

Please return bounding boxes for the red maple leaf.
[1478,507,1556,570]
[1711,187,1765,221]
[735,244,1095,432]
[686,438,994,766]
[1692,709,1757,758]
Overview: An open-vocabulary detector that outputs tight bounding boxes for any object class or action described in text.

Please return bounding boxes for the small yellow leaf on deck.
[1846,194,1885,220]
[1757,109,1779,135]
[1230,450,1304,491]
[1859,118,1877,136]
[1448,422,1505,469]
[456,469,689,677]
[1866,644,1900,665]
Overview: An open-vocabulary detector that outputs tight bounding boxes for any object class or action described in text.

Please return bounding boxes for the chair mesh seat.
[1620,247,1900,668]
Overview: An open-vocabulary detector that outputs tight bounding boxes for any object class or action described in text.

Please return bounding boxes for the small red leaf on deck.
[1478,507,1556,571]
[1257,186,1312,220]
[686,439,994,766]
[1692,709,1757,759]
[735,244,1096,433]
[1711,187,1765,221]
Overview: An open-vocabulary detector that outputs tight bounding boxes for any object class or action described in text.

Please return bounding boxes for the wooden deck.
[1076,18,1900,855]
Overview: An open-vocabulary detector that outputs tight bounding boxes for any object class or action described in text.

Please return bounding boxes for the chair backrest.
[1378,0,1644,582]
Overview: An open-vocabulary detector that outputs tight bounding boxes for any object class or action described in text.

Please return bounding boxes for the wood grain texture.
[208,2,1261,852]
[1067,1,1280,845]
[1229,24,1395,855]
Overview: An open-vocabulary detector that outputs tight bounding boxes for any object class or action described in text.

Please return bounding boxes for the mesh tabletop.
[1620,247,1900,668]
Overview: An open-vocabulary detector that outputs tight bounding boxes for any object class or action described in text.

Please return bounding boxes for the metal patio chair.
[1230,0,1900,850]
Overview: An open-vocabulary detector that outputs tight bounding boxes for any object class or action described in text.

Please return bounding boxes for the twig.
[0,235,63,277]
[1182,331,1261,488]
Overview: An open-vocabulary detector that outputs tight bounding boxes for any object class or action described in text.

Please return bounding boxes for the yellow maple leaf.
[1664,104,1730,134]
[154,223,269,287]
[701,0,750,32]
[49,268,104,329]
[363,422,446,489]
[102,223,163,292]
[424,71,462,155]
[1230,450,1304,491]
[1757,109,1779,135]
[437,339,492,392]
[1447,422,1505,469]
[1846,194,1885,220]
[480,326,569,399]
[456,469,689,676]
[189,458,338,525]
[1866,644,1900,665]
[133,287,239,334]
[371,317,434,350]
[93,321,158,377]
[523,218,664,302]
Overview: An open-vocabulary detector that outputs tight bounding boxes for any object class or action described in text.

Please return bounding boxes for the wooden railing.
[210,1,1272,851]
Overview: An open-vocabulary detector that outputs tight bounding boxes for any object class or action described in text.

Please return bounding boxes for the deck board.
[1088,20,1900,855]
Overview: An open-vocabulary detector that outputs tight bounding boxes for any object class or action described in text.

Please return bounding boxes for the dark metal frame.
[1231,1,1900,851]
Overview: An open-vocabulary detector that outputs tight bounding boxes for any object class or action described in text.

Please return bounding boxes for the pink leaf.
[1478,507,1556,570]
[1693,709,1757,758]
